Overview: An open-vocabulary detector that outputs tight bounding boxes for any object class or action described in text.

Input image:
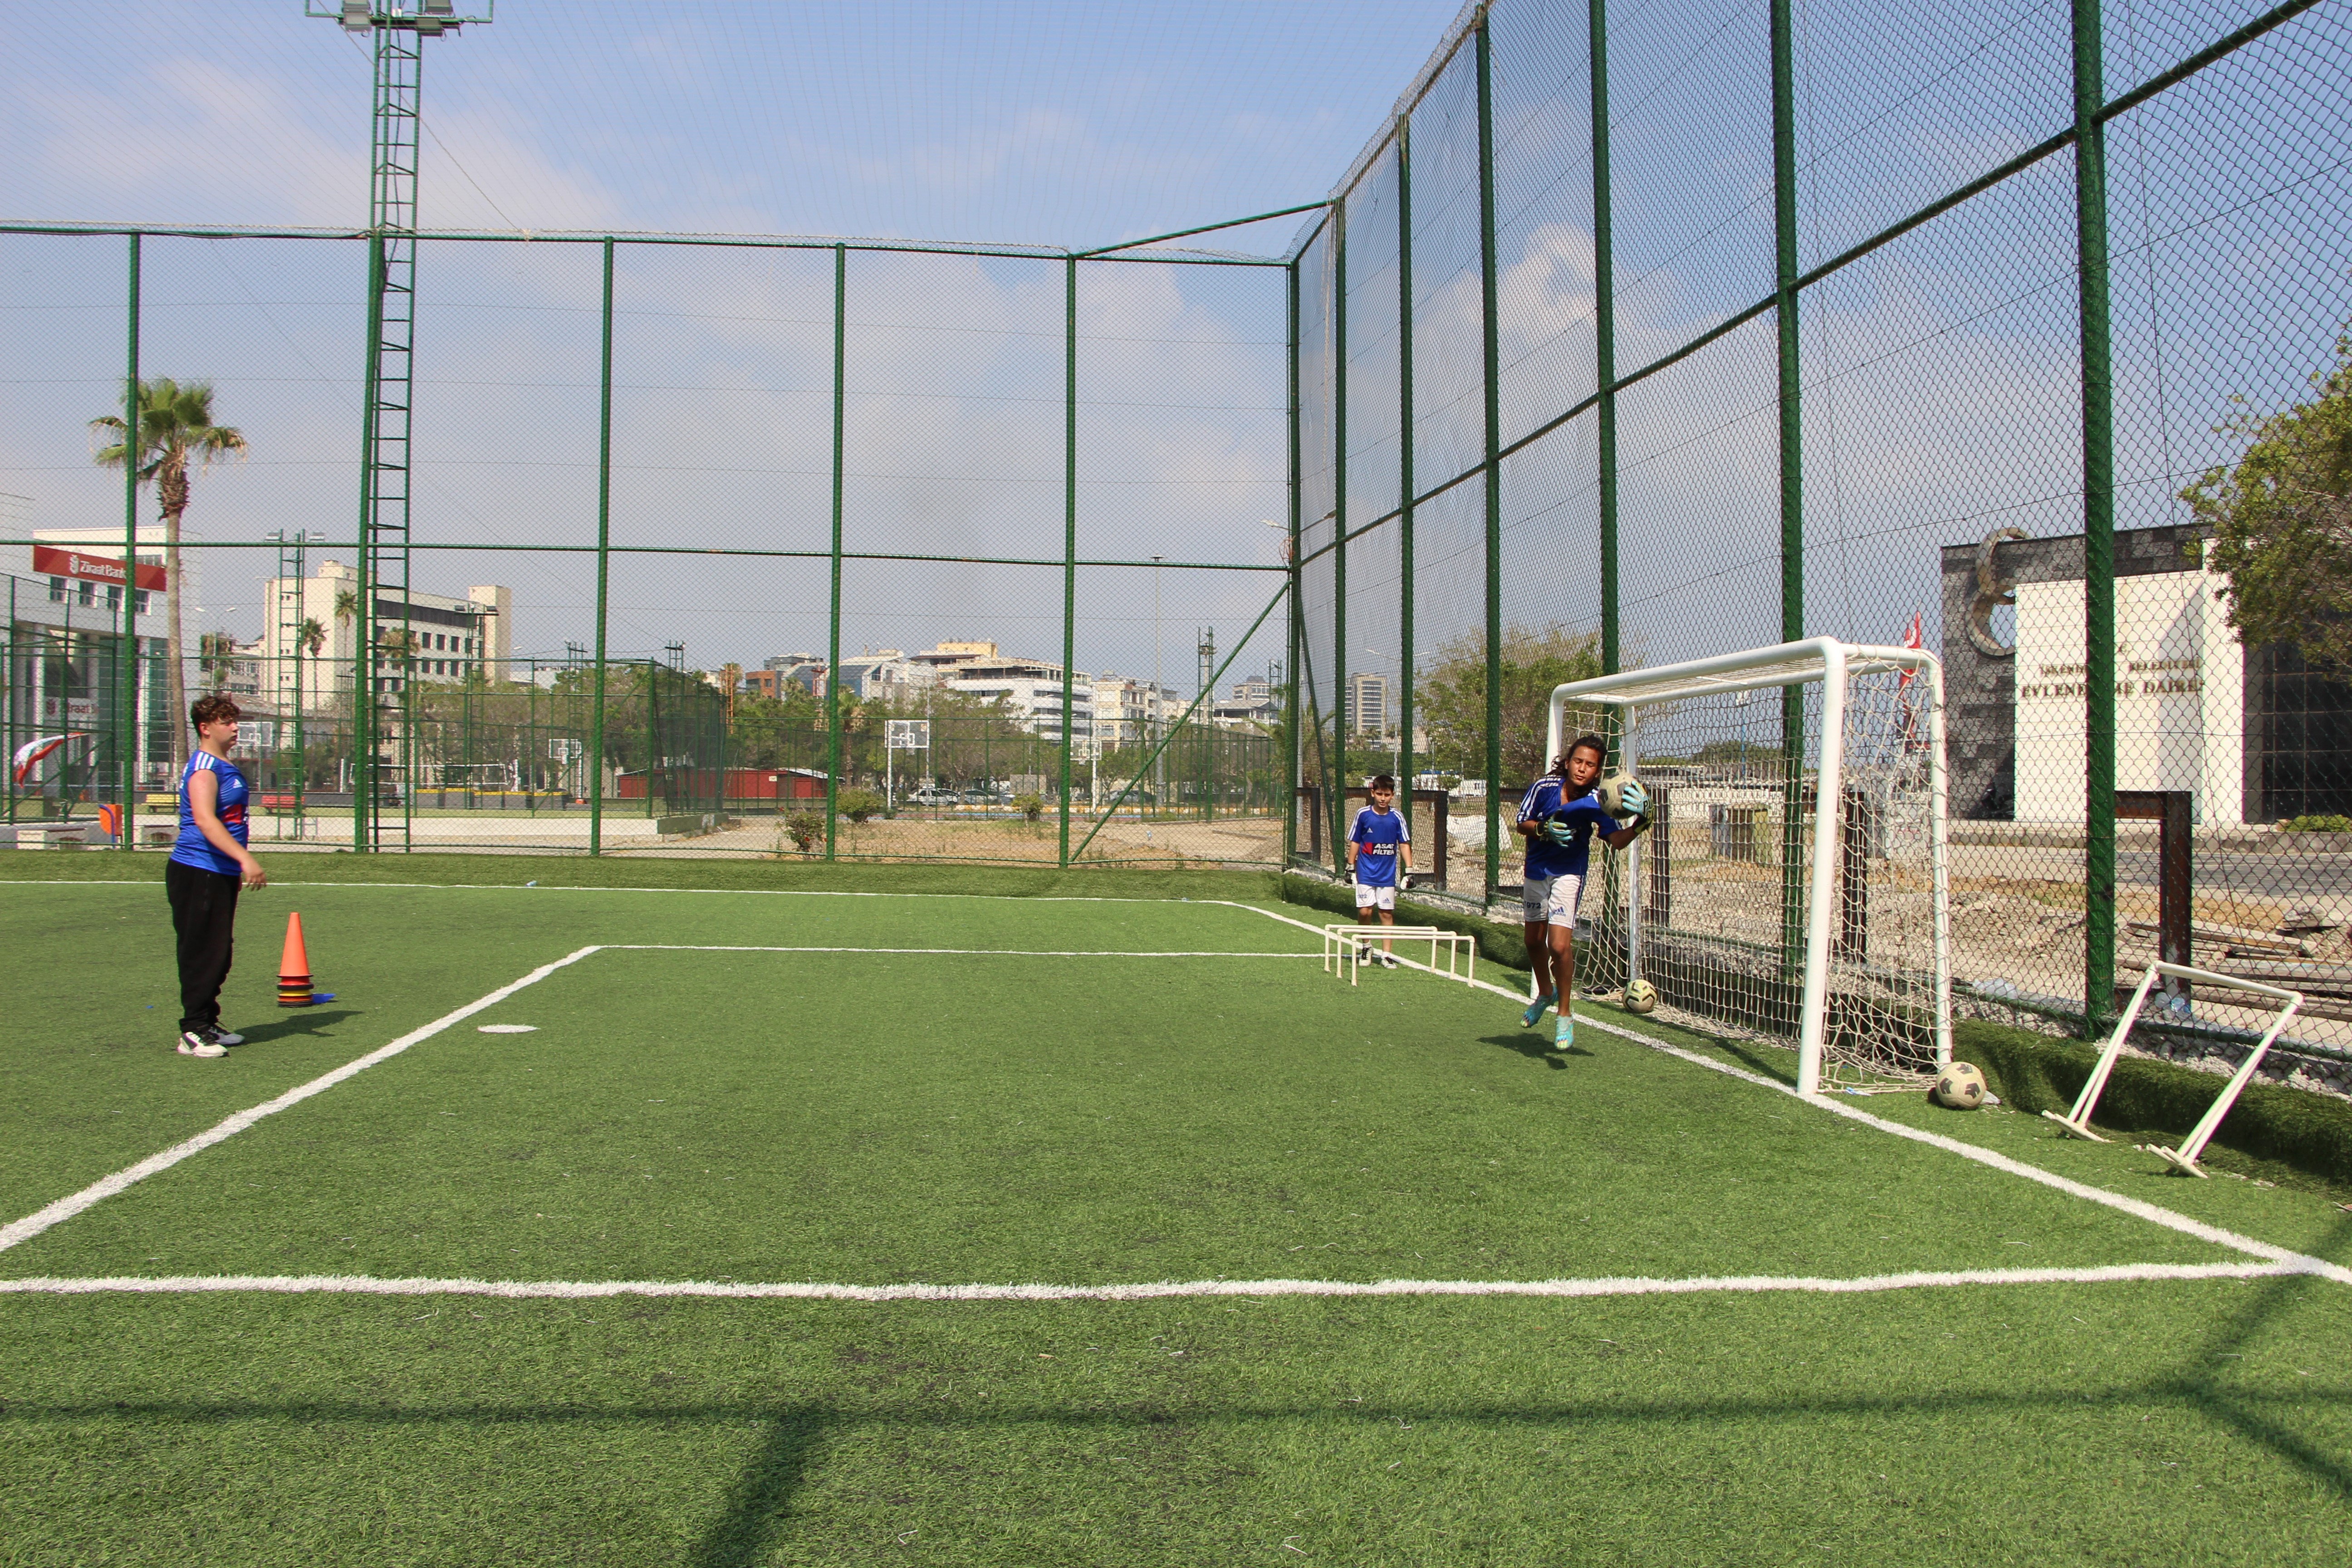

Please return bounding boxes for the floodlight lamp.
[338,0,370,32]
[422,0,454,11]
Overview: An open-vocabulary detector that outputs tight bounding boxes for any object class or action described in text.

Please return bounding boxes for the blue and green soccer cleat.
[1521,991,1556,1029]
[1553,1014,1575,1050]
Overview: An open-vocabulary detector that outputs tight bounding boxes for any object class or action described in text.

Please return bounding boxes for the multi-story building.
[1345,671,1393,739]
[1,507,174,793]
[254,559,513,706]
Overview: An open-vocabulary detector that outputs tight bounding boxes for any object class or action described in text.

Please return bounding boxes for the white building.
[253,559,513,708]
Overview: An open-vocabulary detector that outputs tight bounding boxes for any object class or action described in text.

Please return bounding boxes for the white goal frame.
[1547,637,1953,1097]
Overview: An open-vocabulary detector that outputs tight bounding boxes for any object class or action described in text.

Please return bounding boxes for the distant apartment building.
[254,559,513,706]
[1345,671,1393,738]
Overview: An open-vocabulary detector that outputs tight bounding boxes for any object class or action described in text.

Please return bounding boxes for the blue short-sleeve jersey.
[1348,804,1410,887]
[1517,776,1617,880]
[172,751,250,876]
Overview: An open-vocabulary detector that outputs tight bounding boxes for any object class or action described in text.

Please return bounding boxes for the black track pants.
[167,859,241,1034]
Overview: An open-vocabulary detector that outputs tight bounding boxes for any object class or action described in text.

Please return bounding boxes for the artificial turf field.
[1,858,2347,1565]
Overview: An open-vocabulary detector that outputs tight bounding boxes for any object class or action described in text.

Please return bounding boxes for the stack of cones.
[277,911,315,1007]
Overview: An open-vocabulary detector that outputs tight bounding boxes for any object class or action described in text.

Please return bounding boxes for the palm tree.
[197,631,238,691]
[90,378,248,766]
[299,617,328,658]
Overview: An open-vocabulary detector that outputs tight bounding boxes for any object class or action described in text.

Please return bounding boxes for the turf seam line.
[1209,901,2352,1289]
[0,1261,2308,1301]
[0,945,607,1255]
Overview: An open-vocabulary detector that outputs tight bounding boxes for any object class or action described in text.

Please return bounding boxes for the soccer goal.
[1548,638,1952,1097]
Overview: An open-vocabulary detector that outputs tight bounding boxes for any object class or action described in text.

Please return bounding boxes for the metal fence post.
[1332,198,1350,873]
[120,233,141,848]
[353,232,384,851]
[825,243,847,860]
[1770,0,1807,976]
[1396,117,1417,802]
[2075,0,2119,1032]
[1591,1,1618,681]
[1285,257,1303,866]
[1059,255,1078,867]
[1477,17,1504,897]
[589,235,614,856]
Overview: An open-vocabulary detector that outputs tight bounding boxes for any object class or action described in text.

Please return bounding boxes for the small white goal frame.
[1547,637,1953,1097]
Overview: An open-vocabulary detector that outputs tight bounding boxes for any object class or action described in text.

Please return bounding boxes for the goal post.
[1546,638,1953,1097]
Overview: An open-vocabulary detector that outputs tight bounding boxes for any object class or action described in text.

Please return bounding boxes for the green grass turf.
[2,866,2349,1563]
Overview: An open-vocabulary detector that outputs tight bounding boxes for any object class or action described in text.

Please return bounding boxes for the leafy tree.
[1416,622,1609,785]
[2181,332,2352,676]
[298,618,328,658]
[90,377,248,764]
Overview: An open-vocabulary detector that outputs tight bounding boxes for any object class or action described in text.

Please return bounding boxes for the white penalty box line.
[0,939,1323,1259]
[0,1259,2321,1303]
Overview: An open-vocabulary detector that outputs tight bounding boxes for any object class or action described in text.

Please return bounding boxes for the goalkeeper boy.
[1514,733,1649,1049]
[1346,774,1413,968]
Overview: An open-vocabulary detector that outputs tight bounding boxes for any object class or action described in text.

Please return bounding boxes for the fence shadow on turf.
[2178,1212,2352,1503]
[14,1309,2347,1549]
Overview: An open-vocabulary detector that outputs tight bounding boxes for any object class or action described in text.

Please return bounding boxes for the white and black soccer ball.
[1933,1062,1988,1110]
[1597,772,1638,815]
[1623,978,1658,1014]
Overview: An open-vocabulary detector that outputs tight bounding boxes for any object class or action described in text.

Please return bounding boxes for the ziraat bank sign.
[32,544,166,591]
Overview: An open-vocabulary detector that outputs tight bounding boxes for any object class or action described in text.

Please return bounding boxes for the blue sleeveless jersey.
[172,751,250,875]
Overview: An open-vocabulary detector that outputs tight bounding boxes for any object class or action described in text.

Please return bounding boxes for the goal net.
[1548,639,1952,1096]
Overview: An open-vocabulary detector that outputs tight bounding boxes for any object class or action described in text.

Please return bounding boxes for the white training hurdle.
[2042,960,2305,1178]
[1321,923,1477,987]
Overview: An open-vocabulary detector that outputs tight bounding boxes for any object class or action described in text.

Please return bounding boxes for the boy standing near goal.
[167,693,266,1058]
[1515,734,1648,1049]
[1346,774,1413,968]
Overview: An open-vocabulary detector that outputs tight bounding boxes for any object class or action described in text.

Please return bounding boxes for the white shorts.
[1522,872,1584,926]
[1354,882,1397,911]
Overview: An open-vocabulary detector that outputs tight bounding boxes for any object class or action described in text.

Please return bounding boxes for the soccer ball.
[1597,772,1637,815]
[1623,978,1658,1014]
[1933,1062,1989,1110]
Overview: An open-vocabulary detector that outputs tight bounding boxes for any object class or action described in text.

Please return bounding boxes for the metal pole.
[2075,0,2118,1032]
[589,236,614,856]
[825,243,847,859]
[1771,0,1807,976]
[1284,258,1303,866]
[120,233,141,848]
[1059,255,1078,867]
[1591,0,1618,680]
[1396,117,1417,802]
[353,231,384,851]
[1477,18,1504,897]
[1331,196,1350,873]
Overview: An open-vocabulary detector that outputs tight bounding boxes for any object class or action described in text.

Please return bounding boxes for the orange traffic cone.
[277,911,315,1007]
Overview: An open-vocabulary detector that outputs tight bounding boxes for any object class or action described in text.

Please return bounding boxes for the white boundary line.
[0,1259,2313,1302]
[608,946,1316,958]
[1209,901,2352,1288]
[0,946,605,1255]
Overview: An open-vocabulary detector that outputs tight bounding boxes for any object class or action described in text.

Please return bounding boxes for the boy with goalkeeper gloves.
[1514,733,1651,1049]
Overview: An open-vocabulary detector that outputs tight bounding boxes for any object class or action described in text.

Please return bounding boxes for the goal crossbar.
[1545,638,1953,1097]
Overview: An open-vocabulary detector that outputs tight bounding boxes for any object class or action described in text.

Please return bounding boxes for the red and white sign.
[32,544,166,592]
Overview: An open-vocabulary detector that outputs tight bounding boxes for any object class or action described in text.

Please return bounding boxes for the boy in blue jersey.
[1346,774,1414,968]
[1515,733,1649,1049]
[167,694,267,1058]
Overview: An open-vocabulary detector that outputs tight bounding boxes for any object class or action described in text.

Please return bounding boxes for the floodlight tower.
[309,1,492,851]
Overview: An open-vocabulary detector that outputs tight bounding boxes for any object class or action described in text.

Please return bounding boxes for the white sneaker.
[202,1024,245,1047]
[176,1033,227,1059]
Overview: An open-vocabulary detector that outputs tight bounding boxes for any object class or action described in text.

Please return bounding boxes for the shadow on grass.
[231,1009,359,1045]
[1480,1034,1579,1067]
[2182,1212,2352,1502]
